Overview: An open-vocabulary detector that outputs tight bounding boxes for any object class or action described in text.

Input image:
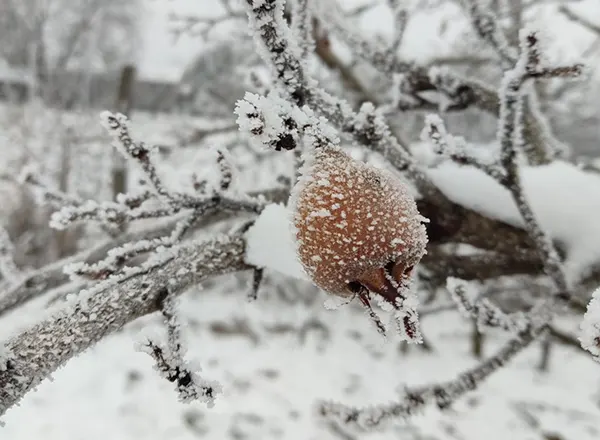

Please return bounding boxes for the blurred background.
[0,0,598,151]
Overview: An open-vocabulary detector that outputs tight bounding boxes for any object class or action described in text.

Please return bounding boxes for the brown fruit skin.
[292,146,428,299]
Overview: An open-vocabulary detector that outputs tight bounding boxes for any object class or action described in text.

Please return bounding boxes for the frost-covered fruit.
[292,145,428,307]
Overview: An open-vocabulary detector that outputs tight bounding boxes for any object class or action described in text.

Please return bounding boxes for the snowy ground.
[1,276,599,440]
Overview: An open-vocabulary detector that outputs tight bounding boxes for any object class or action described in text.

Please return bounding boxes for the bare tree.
[0,0,140,104]
[1,0,600,436]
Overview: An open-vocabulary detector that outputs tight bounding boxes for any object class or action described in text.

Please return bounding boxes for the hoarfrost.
[580,287,600,361]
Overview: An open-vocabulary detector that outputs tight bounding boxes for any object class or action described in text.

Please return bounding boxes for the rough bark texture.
[0,234,248,416]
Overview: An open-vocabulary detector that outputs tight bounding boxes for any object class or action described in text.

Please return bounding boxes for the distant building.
[0,65,180,113]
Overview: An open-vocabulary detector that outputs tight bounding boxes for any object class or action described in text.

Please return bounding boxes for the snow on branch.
[315,0,566,164]
[59,186,257,282]
[419,27,591,376]
[290,0,314,63]
[235,92,305,152]
[310,0,412,74]
[421,113,505,182]
[0,234,248,417]
[100,111,171,200]
[580,287,600,362]
[139,288,221,406]
[245,0,308,105]
[235,91,338,152]
[20,169,120,236]
[0,223,166,317]
[446,277,546,334]
[0,184,287,319]
[497,30,582,295]
[244,0,446,204]
[44,112,266,282]
[430,29,582,298]
[463,0,518,67]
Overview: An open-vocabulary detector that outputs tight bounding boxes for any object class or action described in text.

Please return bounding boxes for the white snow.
[427,160,600,284]
[247,158,600,290]
[244,203,308,281]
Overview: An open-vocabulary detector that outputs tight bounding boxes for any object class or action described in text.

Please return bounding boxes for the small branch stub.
[139,288,222,406]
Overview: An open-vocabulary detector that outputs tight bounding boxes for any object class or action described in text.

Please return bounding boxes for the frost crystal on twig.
[356,289,388,337]
[244,0,444,202]
[393,298,422,344]
[421,114,505,182]
[235,91,339,153]
[382,269,422,344]
[235,92,303,152]
[139,288,222,406]
[216,149,234,191]
[290,0,314,63]
[100,111,169,199]
[446,277,534,333]
[245,0,307,104]
[49,110,265,282]
[497,29,582,296]
[463,0,518,67]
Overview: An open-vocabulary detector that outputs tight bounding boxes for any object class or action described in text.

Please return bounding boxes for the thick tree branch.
[422,246,543,281]
[0,234,249,417]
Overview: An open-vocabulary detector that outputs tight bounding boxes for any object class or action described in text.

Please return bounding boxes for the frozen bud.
[291,145,428,308]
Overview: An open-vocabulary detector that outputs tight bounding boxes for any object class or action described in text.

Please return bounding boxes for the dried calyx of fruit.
[291,145,428,341]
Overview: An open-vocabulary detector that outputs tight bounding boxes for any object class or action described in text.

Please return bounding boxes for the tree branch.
[0,186,288,318]
[0,234,249,417]
[318,324,544,428]
[315,0,569,163]
[559,5,600,36]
